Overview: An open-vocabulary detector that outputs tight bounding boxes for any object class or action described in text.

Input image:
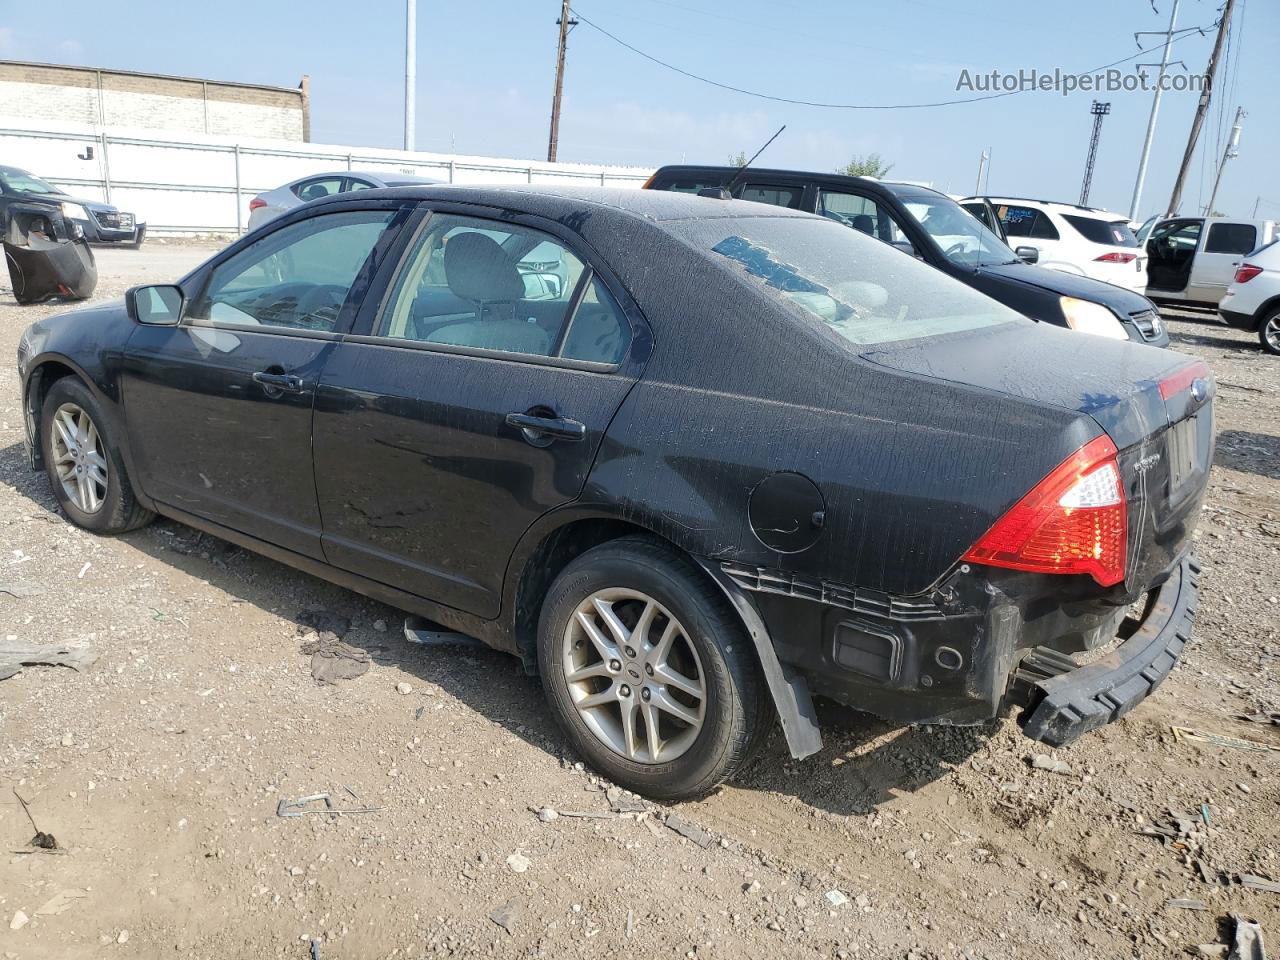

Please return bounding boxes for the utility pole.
[1204,106,1245,215]
[1079,101,1111,206]
[1168,0,1236,216]
[1128,0,1181,221]
[404,0,416,151]
[547,0,577,163]
[974,150,989,195]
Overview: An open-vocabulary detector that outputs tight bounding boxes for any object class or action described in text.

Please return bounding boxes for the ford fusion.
[16,186,1213,799]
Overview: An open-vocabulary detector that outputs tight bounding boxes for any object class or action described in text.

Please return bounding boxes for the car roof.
[977,196,1125,220]
[307,183,819,223]
[649,164,950,202]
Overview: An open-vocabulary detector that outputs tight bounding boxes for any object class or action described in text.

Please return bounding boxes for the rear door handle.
[252,371,305,395]
[505,411,586,444]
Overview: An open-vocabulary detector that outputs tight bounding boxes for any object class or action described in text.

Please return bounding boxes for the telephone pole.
[974,150,989,195]
[1128,0,1181,220]
[1079,101,1110,206]
[1167,0,1236,216]
[547,0,577,163]
[1204,106,1245,215]
[404,0,416,151]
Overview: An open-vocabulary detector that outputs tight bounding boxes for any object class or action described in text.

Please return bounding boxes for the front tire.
[537,538,767,800]
[1260,308,1280,356]
[40,377,154,533]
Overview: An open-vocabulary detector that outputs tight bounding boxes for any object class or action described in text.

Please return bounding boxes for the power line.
[570,7,1214,111]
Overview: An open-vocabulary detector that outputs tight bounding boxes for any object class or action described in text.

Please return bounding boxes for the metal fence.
[0,125,653,236]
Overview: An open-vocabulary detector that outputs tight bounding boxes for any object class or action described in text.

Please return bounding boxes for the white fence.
[0,119,654,236]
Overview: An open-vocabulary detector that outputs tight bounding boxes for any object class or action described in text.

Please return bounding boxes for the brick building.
[0,60,310,141]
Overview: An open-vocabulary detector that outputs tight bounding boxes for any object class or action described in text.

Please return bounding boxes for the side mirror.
[1014,245,1039,264]
[126,284,184,325]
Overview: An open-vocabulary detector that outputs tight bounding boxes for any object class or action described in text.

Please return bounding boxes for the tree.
[838,153,894,178]
[728,150,749,168]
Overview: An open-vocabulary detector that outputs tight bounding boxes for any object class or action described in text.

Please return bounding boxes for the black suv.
[646,165,1167,346]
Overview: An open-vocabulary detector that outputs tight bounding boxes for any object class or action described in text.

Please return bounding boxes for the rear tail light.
[248,197,267,211]
[1234,263,1263,283]
[1095,252,1138,263]
[963,435,1127,587]
[1158,359,1211,400]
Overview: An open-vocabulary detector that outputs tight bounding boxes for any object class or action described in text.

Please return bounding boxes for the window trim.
[363,208,634,371]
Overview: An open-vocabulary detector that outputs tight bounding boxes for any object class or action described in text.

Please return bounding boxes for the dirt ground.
[1,243,1277,960]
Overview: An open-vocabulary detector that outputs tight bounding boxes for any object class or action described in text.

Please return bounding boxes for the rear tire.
[1260,309,1280,356]
[537,537,767,800]
[40,377,154,534]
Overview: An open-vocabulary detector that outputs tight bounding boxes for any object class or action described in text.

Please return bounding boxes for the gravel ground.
[1,245,1277,960]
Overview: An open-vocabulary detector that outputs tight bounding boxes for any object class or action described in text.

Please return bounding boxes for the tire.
[39,377,154,534]
[537,537,768,800]
[1260,309,1280,356]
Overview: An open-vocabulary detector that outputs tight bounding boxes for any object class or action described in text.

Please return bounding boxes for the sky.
[1,0,1275,221]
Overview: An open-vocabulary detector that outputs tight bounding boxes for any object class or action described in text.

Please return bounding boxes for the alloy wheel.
[1264,314,1280,354]
[561,588,707,764]
[50,402,108,514]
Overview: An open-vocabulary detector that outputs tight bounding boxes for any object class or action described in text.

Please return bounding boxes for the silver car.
[247,170,441,230]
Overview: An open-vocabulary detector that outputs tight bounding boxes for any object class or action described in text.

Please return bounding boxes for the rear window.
[1063,215,1139,247]
[670,216,1023,347]
[1204,222,1258,255]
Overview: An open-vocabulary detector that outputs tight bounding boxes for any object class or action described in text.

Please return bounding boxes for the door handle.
[252,371,305,395]
[505,411,586,444]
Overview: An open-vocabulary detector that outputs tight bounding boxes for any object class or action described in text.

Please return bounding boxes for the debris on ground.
[296,608,352,638]
[664,814,715,849]
[10,910,28,930]
[1228,914,1267,960]
[1166,898,1210,910]
[489,897,520,934]
[1028,754,1072,775]
[276,793,380,818]
[13,789,58,850]
[0,639,99,680]
[0,581,43,599]
[35,888,87,916]
[1172,725,1280,754]
[505,853,530,874]
[300,634,370,684]
[1241,875,1280,895]
[824,889,850,908]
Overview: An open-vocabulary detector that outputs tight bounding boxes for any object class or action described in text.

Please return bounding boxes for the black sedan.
[17,186,1212,799]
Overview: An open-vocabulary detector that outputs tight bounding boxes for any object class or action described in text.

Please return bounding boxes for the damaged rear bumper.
[1011,553,1200,747]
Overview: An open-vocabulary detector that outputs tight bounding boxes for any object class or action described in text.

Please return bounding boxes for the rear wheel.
[1260,308,1280,356]
[537,538,767,800]
[40,377,154,533]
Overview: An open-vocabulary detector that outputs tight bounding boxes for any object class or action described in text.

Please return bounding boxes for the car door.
[1146,218,1203,293]
[311,207,644,618]
[1188,221,1259,303]
[120,206,404,558]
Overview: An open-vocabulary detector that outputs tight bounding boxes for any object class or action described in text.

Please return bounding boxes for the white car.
[1219,237,1280,355]
[962,196,1147,293]
[1138,216,1277,308]
[246,170,441,231]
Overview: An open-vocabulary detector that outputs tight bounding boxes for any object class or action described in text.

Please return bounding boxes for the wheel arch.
[1252,293,1280,330]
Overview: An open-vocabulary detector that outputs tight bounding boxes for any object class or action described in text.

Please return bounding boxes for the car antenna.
[699,125,786,200]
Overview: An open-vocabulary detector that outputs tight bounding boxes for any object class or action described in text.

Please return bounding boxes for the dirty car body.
[17,186,1213,795]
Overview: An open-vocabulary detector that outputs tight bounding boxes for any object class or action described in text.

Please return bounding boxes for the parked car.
[1219,237,1280,355]
[1140,216,1278,308]
[0,164,145,247]
[247,170,442,230]
[646,166,1166,345]
[962,196,1148,294]
[18,185,1212,799]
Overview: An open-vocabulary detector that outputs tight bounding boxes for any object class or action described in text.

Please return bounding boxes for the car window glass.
[380,213,616,361]
[0,170,63,195]
[293,177,345,202]
[193,210,394,331]
[817,191,916,256]
[1151,219,1202,249]
[961,202,994,229]
[1062,215,1139,247]
[901,196,1015,267]
[739,184,803,209]
[346,179,375,192]
[1205,222,1257,255]
[997,205,1060,240]
[561,277,631,364]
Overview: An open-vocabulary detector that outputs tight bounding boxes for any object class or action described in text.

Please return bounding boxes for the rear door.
[1188,221,1259,303]
[312,207,644,618]
[121,205,404,558]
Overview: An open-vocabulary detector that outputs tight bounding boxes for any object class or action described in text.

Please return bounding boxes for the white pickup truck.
[1138,215,1277,308]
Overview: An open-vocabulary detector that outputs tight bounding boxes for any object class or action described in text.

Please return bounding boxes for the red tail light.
[1234,263,1263,283]
[1158,359,1210,400]
[248,197,267,211]
[1095,252,1138,263]
[963,435,1127,587]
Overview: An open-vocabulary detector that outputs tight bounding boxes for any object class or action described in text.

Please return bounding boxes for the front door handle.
[506,411,586,445]
[252,371,305,395]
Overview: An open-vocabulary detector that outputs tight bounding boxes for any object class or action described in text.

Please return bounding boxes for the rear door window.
[997,205,1060,240]
[293,177,346,202]
[738,183,803,209]
[1204,222,1258,255]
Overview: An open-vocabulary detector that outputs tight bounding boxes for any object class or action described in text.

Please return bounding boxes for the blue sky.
[2,0,1275,220]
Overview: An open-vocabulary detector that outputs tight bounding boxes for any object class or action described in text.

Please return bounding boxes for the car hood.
[975,261,1151,312]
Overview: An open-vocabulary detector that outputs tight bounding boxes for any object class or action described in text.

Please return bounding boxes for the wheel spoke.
[576,610,620,662]
[77,475,92,512]
[655,663,702,698]
[84,449,107,472]
[619,698,640,758]
[652,688,699,727]
[577,687,617,711]
[641,702,662,761]
[565,661,610,684]
[650,618,679,665]
[53,415,77,453]
[632,600,658,649]
[591,596,631,647]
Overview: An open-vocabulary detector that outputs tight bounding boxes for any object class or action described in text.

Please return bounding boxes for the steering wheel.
[295,284,346,321]
[943,241,969,258]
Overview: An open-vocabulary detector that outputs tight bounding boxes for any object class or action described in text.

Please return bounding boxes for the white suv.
[1219,237,1280,355]
[963,196,1147,293]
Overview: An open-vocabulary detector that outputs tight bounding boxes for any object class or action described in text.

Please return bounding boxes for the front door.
[312,209,642,617]
[121,207,400,558]
[1145,218,1203,293]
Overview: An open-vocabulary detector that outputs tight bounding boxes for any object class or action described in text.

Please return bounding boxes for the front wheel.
[537,538,767,800]
[39,377,154,533]
[1260,309,1280,356]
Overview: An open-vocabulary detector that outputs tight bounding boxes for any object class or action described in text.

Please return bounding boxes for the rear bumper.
[1012,553,1199,747]
[1219,307,1257,331]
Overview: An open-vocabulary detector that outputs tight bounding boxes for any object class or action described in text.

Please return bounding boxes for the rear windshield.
[670,216,1023,346]
[1063,214,1138,247]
